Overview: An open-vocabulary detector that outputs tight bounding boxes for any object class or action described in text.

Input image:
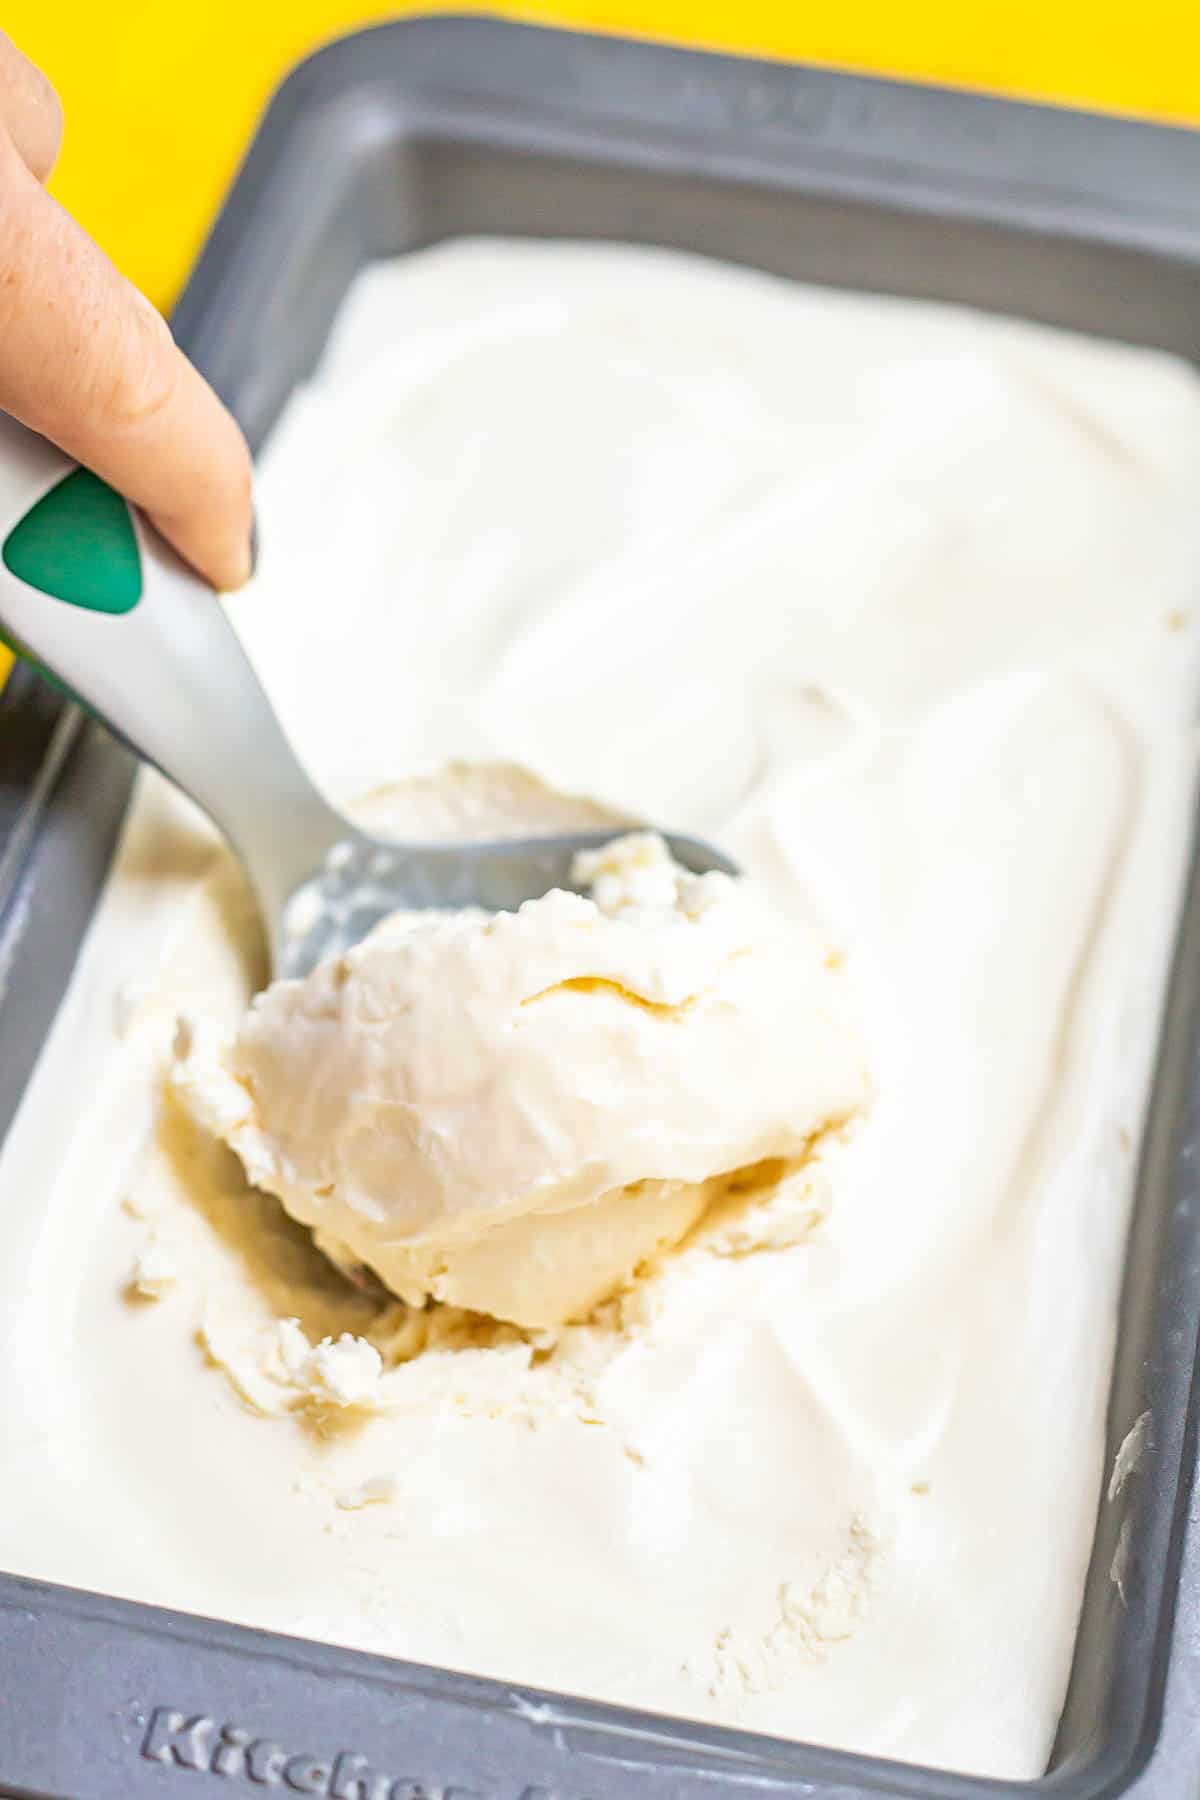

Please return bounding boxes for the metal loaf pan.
[3,17,1200,1799]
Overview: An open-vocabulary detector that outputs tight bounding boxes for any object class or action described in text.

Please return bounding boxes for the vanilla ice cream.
[0,241,1199,1781]
[176,833,867,1327]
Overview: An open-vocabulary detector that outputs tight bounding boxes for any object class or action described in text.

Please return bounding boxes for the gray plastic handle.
[0,413,344,923]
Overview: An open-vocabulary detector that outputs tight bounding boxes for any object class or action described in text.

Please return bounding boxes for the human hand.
[0,32,254,591]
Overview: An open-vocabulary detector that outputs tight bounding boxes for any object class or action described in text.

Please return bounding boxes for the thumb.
[0,126,253,592]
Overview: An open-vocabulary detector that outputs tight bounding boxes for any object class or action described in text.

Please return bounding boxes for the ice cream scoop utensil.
[0,417,736,979]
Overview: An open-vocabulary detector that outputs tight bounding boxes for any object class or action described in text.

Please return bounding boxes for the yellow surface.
[0,0,1198,693]
[8,1,1200,313]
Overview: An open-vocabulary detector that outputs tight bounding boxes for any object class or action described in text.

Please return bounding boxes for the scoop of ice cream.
[173,833,867,1327]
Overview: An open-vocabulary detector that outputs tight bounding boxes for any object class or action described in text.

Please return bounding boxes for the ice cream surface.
[176,833,867,1327]
[1,241,1199,1781]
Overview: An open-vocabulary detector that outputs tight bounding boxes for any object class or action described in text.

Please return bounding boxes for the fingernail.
[216,522,255,593]
[225,513,258,591]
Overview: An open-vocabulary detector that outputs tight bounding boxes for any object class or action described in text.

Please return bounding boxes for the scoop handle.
[0,412,344,919]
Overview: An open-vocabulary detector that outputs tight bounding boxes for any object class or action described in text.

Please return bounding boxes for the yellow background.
[1,2,1198,690]
[8,1,1200,313]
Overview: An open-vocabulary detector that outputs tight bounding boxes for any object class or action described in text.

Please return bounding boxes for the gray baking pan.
[2,17,1200,1798]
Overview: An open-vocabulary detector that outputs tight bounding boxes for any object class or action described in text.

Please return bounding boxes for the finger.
[0,32,63,182]
[0,128,253,591]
